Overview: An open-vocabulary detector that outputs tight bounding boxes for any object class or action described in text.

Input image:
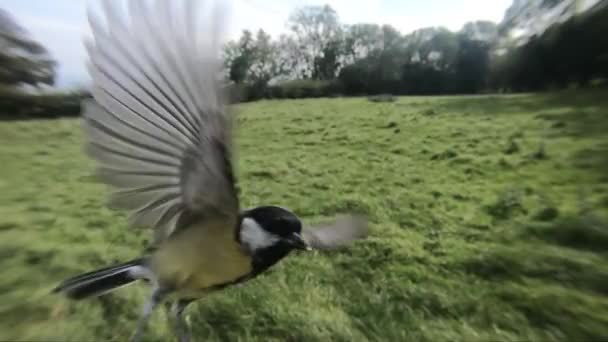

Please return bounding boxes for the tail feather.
[53,258,147,300]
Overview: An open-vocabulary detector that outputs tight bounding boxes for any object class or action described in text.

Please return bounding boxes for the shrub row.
[0,88,90,119]
[227,79,344,103]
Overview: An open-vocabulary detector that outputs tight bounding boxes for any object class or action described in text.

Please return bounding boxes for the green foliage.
[225,6,498,98]
[0,9,56,87]
[313,39,343,80]
[287,5,342,79]
[1,91,607,341]
[0,87,88,119]
[267,79,343,99]
[493,2,608,91]
[226,79,343,102]
[224,29,286,88]
[223,3,606,98]
[338,30,492,96]
[225,30,255,84]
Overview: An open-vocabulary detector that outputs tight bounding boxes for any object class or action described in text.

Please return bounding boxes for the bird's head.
[239,206,310,254]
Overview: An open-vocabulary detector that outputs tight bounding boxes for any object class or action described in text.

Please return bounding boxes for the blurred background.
[0,0,607,341]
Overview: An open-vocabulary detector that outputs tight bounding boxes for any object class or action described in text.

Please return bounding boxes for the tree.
[286,5,342,79]
[224,29,287,86]
[343,23,383,62]
[247,29,288,96]
[489,0,608,91]
[401,27,451,66]
[224,30,255,84]
[222,0,607,98]
[274,34,303,80]
[339,24,406,95]
[0,9,56,87]
[455,34,491,93]
[423,29,459,70]
[313,38,343,80]
[461,21,498,42]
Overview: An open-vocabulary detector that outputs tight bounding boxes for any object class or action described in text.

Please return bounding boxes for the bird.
[51,1,369,342]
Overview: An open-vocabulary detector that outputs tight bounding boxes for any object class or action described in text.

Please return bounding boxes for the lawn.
[0,90,607,341]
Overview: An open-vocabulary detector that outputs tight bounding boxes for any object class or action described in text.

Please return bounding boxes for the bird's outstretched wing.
[83,0,236,243]
[302,215,369,250]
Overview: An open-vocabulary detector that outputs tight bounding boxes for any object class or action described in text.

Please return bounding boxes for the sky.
[0,0,512,88]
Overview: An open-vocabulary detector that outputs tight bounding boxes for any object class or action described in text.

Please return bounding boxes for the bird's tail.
[53,258,149,300]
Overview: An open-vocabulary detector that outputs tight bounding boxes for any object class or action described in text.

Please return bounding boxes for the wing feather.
[83,0,237,241]
[97,3,199,137]
[302,215,369,250]
[84,100,184,155]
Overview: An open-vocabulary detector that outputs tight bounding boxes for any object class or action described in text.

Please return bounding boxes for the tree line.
[492,0,608,91]
[224,3,608,101]
[1,1,607,118]
[0,9,85,119]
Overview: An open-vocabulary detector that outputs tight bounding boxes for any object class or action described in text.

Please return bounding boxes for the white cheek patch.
[240,218,280,252]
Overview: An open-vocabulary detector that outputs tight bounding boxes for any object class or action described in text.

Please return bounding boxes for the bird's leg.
[172,299,194,342]
[131,287,166,342]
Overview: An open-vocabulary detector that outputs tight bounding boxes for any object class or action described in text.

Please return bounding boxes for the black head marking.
[240,205,304,276]
[243,206,302,237]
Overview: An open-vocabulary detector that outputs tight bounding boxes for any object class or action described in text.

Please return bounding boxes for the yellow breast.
[149,219,252,297]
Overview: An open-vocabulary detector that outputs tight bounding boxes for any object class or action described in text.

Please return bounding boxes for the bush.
[224,83,248,104]
[339,63,369,95]
[225,80,344,103]
[368,94,396,103]
[268,79,343,100]
[0,87,89,119]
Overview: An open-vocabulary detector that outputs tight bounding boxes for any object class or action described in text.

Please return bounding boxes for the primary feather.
[303,215,369,250]
[83,0,237,243]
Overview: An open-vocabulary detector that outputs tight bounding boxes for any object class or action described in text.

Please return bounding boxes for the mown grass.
[0,90,607,341]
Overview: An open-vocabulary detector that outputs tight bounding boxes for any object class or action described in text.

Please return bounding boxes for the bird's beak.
[284,233,312,251]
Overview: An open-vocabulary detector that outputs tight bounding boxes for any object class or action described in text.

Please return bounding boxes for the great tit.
[52,1,368,342]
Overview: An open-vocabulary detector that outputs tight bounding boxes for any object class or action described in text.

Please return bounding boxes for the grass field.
[1,90,607,341]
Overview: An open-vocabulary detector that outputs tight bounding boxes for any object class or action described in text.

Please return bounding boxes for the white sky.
[0,0,512,88]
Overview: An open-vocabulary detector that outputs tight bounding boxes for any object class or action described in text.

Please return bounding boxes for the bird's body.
[150,218,250,297]
[52,1,368,341]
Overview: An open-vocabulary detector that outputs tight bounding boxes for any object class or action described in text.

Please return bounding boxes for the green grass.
[1,90,607,341]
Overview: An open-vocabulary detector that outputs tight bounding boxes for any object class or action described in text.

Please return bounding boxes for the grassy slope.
[0,90,607,341]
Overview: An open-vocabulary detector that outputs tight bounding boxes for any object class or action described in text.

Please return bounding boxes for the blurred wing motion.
[83,0,237,243]
[302,215,369,250]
